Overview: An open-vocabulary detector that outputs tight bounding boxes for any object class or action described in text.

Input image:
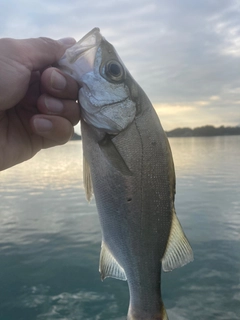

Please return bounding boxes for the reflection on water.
[0,137,240,319]
[0,142,83,187]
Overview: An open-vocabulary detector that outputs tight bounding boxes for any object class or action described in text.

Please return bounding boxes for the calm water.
[0,136,240,320]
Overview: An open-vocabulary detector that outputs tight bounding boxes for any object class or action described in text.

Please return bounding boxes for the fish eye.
[105,60,124,81]
[108,63,121,76]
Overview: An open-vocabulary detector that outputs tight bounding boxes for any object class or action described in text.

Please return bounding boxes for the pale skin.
[0,36,81,171]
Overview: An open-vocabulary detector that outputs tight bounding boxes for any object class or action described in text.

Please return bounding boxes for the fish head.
[57,28,137,134]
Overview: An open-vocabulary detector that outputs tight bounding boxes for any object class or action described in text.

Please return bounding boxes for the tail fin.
[162,305,169,320]
[127,302,168,320]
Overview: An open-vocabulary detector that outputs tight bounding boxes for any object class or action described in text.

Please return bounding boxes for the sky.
[0,0,240,130]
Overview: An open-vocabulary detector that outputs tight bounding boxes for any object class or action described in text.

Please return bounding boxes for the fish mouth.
[67,28,102,64]
[57,27,102,79]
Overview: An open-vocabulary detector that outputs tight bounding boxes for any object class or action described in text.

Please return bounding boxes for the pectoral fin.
[162,209,194,272]
[98,134,132,176]
[99,241,127,281]
[83,155,93,202]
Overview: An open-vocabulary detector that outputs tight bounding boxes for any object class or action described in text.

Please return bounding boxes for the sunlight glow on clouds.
[0,0,239,129]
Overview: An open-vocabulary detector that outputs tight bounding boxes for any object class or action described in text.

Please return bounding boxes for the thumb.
[18,37,76,71]
[0,36,76,111]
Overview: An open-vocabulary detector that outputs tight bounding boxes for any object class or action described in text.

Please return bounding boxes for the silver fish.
[58,28,193,320]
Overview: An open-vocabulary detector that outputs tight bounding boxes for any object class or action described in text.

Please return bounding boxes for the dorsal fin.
[99,241,127,281]
[83,155,93,202]
[162,209,193,272]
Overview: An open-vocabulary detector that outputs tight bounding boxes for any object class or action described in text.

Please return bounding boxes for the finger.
[1,37,76,72]
[37,94,80,126]
[20,72,41,108]
[41,67,79,100]
[24,37,76,71]
[30,114,74,148]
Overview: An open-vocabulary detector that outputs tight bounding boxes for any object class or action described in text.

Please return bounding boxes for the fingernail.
[45,96,63,113]
[58,37,76,46]
[33,118,53,133]
[51,70,67,90]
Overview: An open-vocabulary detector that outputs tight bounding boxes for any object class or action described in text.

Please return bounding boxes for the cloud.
[0,0,239,129]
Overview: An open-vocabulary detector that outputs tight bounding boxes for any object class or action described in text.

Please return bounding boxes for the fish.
[57,28,193,320]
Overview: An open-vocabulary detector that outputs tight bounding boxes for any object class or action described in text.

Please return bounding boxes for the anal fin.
[162,209,193,272]
[99,241,127,281]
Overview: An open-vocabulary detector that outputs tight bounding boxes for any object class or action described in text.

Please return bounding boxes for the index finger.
[1,37,76,72]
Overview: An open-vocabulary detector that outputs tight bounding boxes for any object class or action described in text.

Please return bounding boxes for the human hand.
[0,37,80,171]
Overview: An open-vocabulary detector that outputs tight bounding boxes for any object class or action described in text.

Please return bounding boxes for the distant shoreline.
[71,125,240,140]
[166,125,240,137]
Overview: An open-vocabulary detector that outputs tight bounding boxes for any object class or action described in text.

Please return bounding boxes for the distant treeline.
[71,125,240,140]
[166,125,240,137]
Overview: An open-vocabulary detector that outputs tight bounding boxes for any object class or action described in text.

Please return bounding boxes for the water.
[0,136,240,320]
